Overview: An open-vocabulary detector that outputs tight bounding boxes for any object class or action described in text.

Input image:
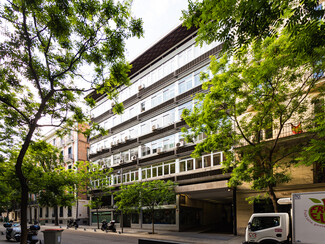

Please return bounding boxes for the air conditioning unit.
[119,160,124,164]
[116,139,120,144]
[176,141,185,147]
[110,142,115,147]
[138,85,145,91]
[111,102,115,107]
[152,124,159,131]
[131,155,137,161]
[157,148,164,154]
[102,164,107,169]
[124,136,129,141]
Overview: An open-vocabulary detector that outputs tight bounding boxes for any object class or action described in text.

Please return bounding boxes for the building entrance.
[177,181,234,233]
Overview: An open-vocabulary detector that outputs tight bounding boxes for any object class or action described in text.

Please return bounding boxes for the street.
[47,229,139,244]
[0,227,139,244]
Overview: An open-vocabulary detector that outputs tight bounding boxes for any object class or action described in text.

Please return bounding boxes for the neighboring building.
[88,25,233,232]
[27,124,90,225]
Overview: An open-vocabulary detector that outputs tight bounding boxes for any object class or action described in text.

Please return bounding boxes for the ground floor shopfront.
[90,180,235,233]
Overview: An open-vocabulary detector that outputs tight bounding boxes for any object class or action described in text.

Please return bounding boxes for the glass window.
[203,155,211,167]
[187,159,194,171]
[141,144,151,157]
[141,123,150,135]
[113,154,120,165]
[251,217,280,231]
[121,151,129,162]
[130,147,138,158]
[178,75,192,94]
[151,93,163,108]
[213,153,221,166]
[180,161,186,172]
[195,158,202,169]
[163,84,175,101]
[141,101,146,112]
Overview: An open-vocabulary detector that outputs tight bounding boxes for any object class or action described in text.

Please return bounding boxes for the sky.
[125,0,189,62]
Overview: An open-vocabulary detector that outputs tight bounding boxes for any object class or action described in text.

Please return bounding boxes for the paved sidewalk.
[0,224,245,244]
[41,224,245,244]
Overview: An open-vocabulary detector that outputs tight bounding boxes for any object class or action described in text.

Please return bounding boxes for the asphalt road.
[47,229,139,244]
[0,228,139,244]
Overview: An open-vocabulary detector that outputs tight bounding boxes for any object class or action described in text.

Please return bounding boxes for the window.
[213,153,222,166]
[39,208,43,218]
[130,147,138,158]
[180,158,194,172]
[178,102,192,120]
[195,157,202,169]
[141,101,146,112]
[151,93,163,108]
[68,147,72,159]
[194,65,209,86]
[163,84,175,101]
[251,216,280,231]
[163,113,173,126]
[178,75,192,94]
[121,150,129,162]
[141,144,151,157]
[68,207,72,217]
[203,155,211,167]
[59,206,63,217]
[113,154,121,165]
[141,123,150,135]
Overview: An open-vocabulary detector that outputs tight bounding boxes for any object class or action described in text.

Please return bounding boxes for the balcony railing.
[238,122,305,147]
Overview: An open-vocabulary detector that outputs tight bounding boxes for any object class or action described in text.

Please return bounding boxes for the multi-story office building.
[88,23,325,235]
[88,25,234,233]
[26,125,90,225]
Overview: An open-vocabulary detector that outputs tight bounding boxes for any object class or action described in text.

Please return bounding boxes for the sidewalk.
[41,224,245,244]
[0,224,245,244]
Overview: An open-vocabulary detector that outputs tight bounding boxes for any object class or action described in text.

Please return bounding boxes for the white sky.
[125,0,189,62]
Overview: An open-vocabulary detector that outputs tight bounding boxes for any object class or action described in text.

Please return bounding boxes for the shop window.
[142,209,176,224]
[132,213,139,224]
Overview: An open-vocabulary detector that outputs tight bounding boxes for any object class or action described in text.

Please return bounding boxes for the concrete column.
[176,195,180,231]
[175,158,180,174]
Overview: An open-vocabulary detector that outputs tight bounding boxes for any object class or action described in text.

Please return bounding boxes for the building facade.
[26,124,90,225]
[88,25,235,233]
[88,23,325,235]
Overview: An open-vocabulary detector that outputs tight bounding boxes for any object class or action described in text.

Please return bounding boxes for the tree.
[181,0,325,212]
[23,140,78,226]
[76,161,113,229]
[36,168,77,226]
[181,0,325,54]
[0,0,143,242]
[114,180,176,234]
[181,34,325,212]
[0,155,20,220]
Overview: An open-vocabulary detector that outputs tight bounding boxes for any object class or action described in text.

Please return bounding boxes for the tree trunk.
[121,210,124,233]
[151,209,154,234]
[268,185,278,213]
[20,183,29,244]
[96,207,100,229]
[54,206,59,226]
